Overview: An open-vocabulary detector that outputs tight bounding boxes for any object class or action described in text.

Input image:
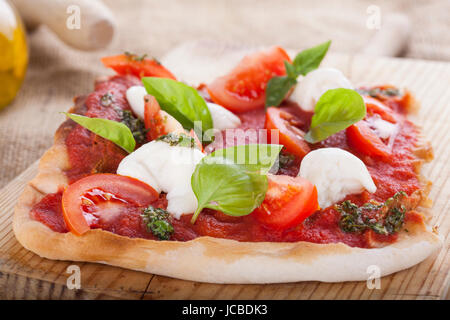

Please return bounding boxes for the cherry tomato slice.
[101,54,176,79]
[265,107,310,159]
[253,175,319,229]
[346,121,391,159]
[144,94,168,141]
[62,174,159,235]
[363,96,397,123]
[207,47,291,113]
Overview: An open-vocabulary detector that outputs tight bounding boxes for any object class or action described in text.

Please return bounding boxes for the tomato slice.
[207,46,291,113]
[62,174,159,235]
[265,107,310,159]
[346,121,391,159]
[363,96,397,123]
[144,94,168,141]
[253,175,319,229]
[101,54,176,79]
[347,97,397,160]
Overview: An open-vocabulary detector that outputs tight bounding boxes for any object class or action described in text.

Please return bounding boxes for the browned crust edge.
[12,96,442,284]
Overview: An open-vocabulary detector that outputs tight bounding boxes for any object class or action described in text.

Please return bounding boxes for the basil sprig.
[304,88,366,143]
[265,40,331,108]
[190,144,283,223]
[64,113,136,153]
[141,77,213,139]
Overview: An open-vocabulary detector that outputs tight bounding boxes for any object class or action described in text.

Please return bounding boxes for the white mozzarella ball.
[206,102,241,130]
[290,68,354,112]
[126,86,147,119]
[117,141,205,218]
[298,148,376,208]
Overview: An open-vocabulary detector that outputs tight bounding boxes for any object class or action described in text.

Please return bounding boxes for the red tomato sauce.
[30,76,424,248]
[65,75,140,182]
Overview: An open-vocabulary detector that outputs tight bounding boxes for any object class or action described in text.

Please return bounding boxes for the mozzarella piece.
[126,85,184,134]
[159,110,185,134]
[126,86,147,119]
[290,68,354,112]
[117,141,205,218]
[206,102,241,130]
[365,116,398,140]
[298,148,376,208]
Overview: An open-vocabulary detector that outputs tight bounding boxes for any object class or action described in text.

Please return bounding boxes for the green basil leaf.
[141,77,213,137]
[210,144,283,174]
[284,60,297,79]
[265,76,297,107]
[304,88,366,143]
[293,40,331,76]
[264,41,331,107]
[190,144,282,223]
[64,113,136,153]
[191,157,267,223]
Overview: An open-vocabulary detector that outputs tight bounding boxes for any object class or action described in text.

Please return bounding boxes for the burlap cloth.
[0,0,449,189]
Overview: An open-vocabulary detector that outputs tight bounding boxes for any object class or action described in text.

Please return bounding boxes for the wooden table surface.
[0,41,448,299]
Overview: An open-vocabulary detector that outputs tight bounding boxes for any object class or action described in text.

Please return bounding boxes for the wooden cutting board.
[0,40,448,300]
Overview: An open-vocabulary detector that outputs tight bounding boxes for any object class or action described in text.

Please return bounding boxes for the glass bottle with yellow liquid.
[0,0,28,110]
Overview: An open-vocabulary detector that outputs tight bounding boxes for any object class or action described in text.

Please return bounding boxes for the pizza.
[13,43,442,284]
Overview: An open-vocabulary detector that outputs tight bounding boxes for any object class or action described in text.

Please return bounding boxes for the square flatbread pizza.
[13,43,441,284]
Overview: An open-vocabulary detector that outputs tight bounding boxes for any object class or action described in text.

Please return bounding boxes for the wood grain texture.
[0,41,448,299]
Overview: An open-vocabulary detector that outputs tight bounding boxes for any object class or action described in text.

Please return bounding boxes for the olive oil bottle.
[0,0,28,110]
